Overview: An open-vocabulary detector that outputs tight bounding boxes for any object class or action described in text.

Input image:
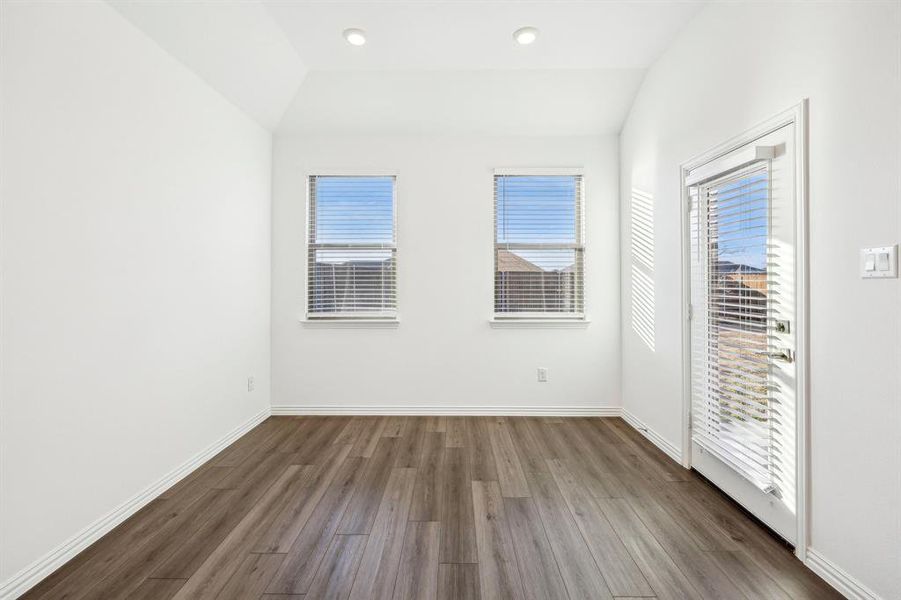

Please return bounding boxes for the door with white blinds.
[687,123,798,543]
[494,172,584,318]
[307,175,396,319]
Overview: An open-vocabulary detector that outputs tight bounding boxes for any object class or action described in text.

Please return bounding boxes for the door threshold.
[691,468,796,553]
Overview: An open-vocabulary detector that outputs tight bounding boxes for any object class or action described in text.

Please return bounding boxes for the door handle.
[756,348,793,363]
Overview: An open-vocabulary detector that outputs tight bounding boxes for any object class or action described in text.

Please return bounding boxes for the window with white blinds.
[690,162,777,492]
[494,173,584,318]
[307,175,396,319]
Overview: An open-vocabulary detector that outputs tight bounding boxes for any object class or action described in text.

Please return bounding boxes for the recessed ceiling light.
[513,26,539,45]
[343,28,366,46]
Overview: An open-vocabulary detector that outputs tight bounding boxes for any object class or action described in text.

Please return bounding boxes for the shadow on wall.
[630,188,655,352]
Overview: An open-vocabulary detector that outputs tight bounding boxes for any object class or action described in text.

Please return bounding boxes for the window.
[307,175,397,319]
[494,172,584,318]
[690,163,775,489]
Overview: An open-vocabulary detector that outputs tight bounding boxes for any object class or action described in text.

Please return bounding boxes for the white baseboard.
[620,408,683,464]
[271,404,621,417]
[805,549,882,600]
[0,407,271,600]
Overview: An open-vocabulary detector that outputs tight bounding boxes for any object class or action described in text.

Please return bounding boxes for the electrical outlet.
[537,367,548,383]
[247,376,255,392]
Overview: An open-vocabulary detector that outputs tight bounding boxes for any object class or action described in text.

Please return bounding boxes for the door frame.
[679,100,810,561]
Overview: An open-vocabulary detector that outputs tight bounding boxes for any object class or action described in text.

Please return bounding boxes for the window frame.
[304,172,399,323]
[492,167,586,322]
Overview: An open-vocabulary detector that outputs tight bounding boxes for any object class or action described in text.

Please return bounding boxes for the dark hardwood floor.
[22,416,842,599]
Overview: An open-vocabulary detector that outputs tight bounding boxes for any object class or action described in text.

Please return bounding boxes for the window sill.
[489,319,590,329]
[301,318,399,329]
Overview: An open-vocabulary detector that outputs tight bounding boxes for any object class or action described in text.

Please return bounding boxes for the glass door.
[688,123,798,543]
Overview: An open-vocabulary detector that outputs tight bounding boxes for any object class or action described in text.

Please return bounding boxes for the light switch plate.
[861,245,898,279]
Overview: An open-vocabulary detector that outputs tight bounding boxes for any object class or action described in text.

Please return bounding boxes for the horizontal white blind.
[308,176,396,318]
[494,174,584,317]
[690,162,778,492]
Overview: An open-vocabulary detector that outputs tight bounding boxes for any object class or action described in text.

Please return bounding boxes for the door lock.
[774,320,790,333]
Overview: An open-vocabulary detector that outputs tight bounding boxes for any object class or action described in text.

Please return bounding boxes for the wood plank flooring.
[22,417,842,600]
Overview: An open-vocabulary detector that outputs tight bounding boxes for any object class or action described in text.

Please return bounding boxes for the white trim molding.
[493,166,584,176]
[621,408,683,464]
[805,549,883,600]
[489,319,590,329]
[0,407,271,600]
[300,318,400,329]
[307,169,399,177]
[271,404,620,417]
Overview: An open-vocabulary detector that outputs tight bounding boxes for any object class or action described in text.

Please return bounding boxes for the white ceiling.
[278,69,645,135]
[263,1,705,71]
[109,0,307,130]
[107,1,707,134]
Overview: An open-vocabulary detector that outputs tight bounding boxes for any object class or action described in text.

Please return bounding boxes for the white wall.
[0,0,271,588]
[619,2,900,598]
[272,134,619,413]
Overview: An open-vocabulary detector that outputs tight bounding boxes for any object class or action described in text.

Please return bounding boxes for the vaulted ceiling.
[108,1,706,134]
[109,0,307,130]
